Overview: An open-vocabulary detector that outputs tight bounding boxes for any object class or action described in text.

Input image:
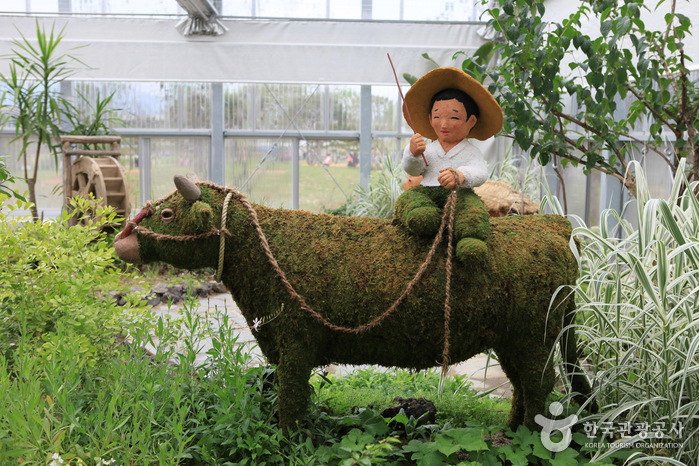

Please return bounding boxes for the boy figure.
[394,67,503,265]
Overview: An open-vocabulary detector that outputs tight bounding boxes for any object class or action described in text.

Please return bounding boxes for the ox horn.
[174,174,201,202]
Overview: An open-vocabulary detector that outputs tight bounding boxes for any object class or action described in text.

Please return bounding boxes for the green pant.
[394,186,490,264]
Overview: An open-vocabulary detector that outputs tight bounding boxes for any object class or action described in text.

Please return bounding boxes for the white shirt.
[401,139,488,189]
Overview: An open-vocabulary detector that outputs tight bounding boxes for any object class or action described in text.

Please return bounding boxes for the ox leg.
[276,341,316,433]
[496,352,525,429]
[520,359,556,431]
[498,345,557,431]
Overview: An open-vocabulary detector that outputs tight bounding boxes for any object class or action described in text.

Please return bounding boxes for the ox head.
[114,173,229,269]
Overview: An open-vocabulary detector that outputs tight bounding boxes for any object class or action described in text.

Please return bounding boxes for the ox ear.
[174,174,201,203]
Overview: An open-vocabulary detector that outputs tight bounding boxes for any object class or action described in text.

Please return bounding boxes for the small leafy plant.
[0,194,149,364]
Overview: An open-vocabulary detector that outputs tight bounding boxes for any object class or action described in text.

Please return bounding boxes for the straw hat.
[404,67,503,141]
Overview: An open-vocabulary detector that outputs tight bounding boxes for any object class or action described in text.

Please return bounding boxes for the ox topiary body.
[114,177,596,432]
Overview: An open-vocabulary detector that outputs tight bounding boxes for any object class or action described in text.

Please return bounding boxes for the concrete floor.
[148,292,513,399]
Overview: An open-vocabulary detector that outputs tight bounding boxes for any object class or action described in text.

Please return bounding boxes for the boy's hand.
[438,168,465,190]
[410,133,426,158]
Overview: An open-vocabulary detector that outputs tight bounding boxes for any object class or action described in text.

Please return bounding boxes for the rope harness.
[121,182,459,376]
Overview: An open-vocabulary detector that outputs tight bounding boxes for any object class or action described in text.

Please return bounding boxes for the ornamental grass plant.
[547,160,699,465]
[345,155,406,219]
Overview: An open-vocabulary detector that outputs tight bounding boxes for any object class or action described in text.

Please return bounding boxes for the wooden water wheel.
[71,156,130,223]
[62,135,130,227]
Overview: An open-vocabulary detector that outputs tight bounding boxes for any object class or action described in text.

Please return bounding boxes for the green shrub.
[345,156,406,218]
[312,368,511,428]
[0,194,150,366]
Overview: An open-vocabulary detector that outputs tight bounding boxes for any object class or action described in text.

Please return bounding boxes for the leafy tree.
[0,21,82,220]
[469,0,698,198]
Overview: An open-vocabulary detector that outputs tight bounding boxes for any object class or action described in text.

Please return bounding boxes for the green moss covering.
[395,186,491,264]
[132,183,595,432]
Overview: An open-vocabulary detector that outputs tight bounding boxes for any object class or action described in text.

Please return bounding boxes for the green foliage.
[0,21,81,218]
[0,194,149,365]
[345,156,406,218]
[312,368,511,428]
[0,155,26,200]
[316,429,403,465]
[478,0,699,197]
[0,20,119,218]
[489,149,542,203]
[0,291,618,465]
[62,89,122,142]
[541,159,699,465]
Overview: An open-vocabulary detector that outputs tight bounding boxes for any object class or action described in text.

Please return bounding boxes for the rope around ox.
[122,181,458,374]
[239,183,459,375]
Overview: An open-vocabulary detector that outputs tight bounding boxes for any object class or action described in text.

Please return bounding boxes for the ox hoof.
[406,206,442,237]
[456,237,489,266]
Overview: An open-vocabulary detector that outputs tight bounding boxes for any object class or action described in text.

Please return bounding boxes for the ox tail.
[561,295,599,414]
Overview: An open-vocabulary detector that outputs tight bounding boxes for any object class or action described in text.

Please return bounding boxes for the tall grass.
[545,159,699,465]
[345,156,406,218]
[489,148,542,203]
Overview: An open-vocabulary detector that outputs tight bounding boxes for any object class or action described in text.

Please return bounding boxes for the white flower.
[49,452,65,466]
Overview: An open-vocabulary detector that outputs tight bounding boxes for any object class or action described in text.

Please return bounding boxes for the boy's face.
[429,98,478,147]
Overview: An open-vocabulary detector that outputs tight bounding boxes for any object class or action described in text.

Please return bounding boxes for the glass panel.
[299,139,359,212]
[1,136,63,214]
[559,158,587,223]
[226,137,292,208]
[150,137,210,200]
[73,82,211,130]
[6,0,483,19]
[179,83,212,129]
[629,143,673,200]
[219,0,481,21]
[254,84,324,131]
[224,83,252,130]
[399,86,414,134]
[403,0,479,21]
[372,137,407,163]
[259,0,327,18]
[71,0,177,14]
[372,86,400,132]
[373,0,401,20]
[586,168,601,227]
[327,0,361,19]
[225,137,360,212]
[28,0,59,13]
[328,85,360,131]
[118,137,141,213]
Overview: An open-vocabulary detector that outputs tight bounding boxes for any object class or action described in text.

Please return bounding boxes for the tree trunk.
[30,136,43,222]
[26,178,39,220]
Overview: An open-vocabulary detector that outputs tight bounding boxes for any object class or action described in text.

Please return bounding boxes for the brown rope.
[239,190,459,335]
[135,225,231,242]
[442,192,457,377]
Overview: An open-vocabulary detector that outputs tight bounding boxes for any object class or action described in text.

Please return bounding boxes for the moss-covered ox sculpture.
[114,175,597,432]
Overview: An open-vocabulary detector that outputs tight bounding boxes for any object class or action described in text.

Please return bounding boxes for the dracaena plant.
[1,20,83,220]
